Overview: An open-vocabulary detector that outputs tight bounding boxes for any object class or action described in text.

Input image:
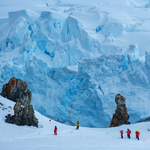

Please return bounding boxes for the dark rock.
[22,105,38,127]
[5,114,15,124]
[5,114,12,122]
[5,102,38,128]
[0,102,4,106]
[110,94,130,127]
[1,77,31,106]
[2,78,38,127]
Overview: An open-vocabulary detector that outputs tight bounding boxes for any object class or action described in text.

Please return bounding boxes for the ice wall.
[0,9,150,128]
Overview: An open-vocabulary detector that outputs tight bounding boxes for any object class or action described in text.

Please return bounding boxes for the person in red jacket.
[135,130,140,140]
[54,126,57,135]
[120,130,123,138]
[126,129,131,139]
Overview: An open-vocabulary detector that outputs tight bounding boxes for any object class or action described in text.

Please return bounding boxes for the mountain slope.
[0,96,150,150]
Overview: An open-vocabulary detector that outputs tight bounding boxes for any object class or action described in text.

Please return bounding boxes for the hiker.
[54,126,57,135]
[135,130,140,140]
[126,129,131,139]
[120,130,123,138]
[76,121,80,129]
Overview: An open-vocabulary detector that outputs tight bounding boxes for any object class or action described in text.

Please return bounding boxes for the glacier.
[0,0,150,128]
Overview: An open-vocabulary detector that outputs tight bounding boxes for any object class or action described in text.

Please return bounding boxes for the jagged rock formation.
[110,94,130,127]
[1,77,31,106]
[2,78,38,127]
[5,102,38,127]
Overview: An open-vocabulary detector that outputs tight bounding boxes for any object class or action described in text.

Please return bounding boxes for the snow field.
[0,0,150,128]
[0,96,150,150]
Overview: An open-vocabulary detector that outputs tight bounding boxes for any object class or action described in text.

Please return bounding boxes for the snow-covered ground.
[0,0,150,128]
[0,96,150,150]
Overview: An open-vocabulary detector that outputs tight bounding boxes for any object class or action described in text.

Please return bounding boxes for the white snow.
[0,0,150,128]
[0,96,150,150]
[67,65,78,71]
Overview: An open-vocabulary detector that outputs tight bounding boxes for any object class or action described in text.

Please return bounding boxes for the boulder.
[5,102,38,127]
[1,77,31,106]
[22,105,38,127]
[110,94,130,127]
[2,78,38,127]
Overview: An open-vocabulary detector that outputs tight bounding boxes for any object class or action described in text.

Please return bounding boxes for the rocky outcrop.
[2,78,38,127]
[5,102,38,127]
[2,77,31,106]
[110,94,130,127]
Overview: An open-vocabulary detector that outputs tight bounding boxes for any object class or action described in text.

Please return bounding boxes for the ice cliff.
[0,7,150,127]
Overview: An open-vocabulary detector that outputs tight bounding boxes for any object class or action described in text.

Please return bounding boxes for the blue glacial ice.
[0,9,150,128]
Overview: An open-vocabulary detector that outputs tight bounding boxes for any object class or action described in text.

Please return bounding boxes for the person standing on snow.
[135,130,140,140]
[54,126,57,135]
[120,130,123,138]
[76,121,80,129]
[126,129,131,139]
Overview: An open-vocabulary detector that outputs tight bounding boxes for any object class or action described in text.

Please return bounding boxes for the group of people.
[54,121,80,135]
[54,122,140,141]
[120,129,140,140]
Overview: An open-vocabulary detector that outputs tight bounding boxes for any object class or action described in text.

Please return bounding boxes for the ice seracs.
[0,0,150,128]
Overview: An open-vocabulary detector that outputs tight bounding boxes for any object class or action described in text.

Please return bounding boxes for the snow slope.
[0,0,150,127]
[0,96,150,150]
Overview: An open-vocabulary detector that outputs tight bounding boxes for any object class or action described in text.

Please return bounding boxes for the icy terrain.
[0,0,150,127]
[0,97,150,150]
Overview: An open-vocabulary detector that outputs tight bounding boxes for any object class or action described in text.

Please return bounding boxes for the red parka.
[135,131,140,136]
[120,131,123,136]
[126,130,131,135]
[54,127,57,135]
